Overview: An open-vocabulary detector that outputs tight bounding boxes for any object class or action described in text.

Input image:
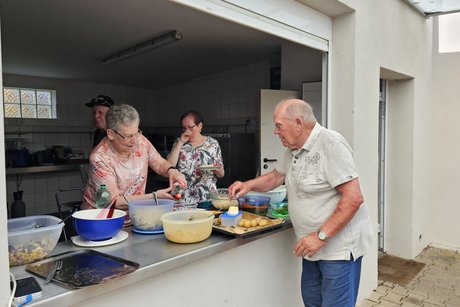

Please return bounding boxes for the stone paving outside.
[358,247,460,307]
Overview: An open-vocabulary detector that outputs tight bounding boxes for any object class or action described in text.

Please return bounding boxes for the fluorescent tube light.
[102,30,183,65]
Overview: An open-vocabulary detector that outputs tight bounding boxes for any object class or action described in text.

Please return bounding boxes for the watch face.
[318,231,327,241]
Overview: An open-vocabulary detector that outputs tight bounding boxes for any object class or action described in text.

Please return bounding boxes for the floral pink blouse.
[82,135,163,209]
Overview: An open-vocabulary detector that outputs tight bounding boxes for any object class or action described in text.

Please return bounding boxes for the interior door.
[260,89,299,175]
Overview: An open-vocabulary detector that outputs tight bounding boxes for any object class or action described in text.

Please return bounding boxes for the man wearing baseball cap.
[85,95,115,148]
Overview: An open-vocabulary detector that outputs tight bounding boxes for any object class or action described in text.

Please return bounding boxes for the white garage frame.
[171,0,331,52]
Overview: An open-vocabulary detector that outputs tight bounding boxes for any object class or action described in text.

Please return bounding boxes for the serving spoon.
[188,209,222,221]
[152,191,158,206]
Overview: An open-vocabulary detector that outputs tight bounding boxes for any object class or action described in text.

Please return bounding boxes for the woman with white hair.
[82,104,186,224]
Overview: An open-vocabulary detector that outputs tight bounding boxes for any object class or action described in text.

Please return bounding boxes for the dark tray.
[212,211,286,238]
[26,249,139,288]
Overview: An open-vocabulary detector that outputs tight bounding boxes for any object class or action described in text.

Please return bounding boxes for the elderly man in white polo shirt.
[229,99,372,307]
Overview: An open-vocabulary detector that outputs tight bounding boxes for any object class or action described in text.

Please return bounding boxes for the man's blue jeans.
[301,256,363,307]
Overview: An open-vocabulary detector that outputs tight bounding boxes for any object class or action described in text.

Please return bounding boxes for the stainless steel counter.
[10,222,293,306]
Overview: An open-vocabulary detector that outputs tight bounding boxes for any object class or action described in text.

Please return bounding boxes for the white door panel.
[260,89,299,175]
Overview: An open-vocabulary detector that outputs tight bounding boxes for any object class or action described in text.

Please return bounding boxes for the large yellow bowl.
[161,210,214,244]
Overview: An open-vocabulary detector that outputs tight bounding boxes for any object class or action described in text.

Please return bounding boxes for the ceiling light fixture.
[102,30,183,65]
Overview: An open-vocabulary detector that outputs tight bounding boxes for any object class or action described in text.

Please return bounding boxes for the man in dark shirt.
[85,95,115,148]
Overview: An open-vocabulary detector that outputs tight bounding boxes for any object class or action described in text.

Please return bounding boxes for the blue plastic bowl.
[128,199,175,231]
[72,209,126,241]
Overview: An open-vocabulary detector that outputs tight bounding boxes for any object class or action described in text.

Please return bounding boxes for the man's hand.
[293,232,326,258]
[228,181,251,199]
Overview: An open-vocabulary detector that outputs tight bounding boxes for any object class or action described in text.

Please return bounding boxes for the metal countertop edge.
[22,223,292,306]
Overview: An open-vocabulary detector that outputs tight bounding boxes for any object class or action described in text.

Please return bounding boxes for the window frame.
[3,86,57,119]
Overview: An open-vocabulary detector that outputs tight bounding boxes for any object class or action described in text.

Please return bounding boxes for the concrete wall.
[428,17,460,250]
[327,0,434,299]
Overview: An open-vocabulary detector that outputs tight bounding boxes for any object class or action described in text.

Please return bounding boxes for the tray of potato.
[212,211,285,237]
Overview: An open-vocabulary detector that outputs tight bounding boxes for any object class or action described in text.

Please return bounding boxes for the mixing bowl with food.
[210,188,238,210]
[128,199,175,231]
[161,210,214,243]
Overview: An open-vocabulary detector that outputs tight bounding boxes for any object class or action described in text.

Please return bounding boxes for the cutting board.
[26,249,139,288]
[212,211,285,237]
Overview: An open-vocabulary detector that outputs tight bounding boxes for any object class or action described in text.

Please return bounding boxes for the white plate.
[71,230,128,247]
[198,165,221,171]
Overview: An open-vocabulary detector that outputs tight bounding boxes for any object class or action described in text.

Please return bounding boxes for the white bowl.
[246,185,287,204]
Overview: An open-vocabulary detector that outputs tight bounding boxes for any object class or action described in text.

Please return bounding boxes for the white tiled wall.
[3,58,271,216]
[7,171,83,216]
[153,59,270,133]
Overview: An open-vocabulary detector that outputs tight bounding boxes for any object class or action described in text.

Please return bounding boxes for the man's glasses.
[113,129,142,140]
[181,124,197,132]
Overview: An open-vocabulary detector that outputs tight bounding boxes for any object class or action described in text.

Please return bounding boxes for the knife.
[44,260,61,284]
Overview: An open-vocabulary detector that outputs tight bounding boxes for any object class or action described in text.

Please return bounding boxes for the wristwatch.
[317,230,329,241]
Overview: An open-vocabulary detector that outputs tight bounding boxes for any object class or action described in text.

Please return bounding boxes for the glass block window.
[3,87,56,119]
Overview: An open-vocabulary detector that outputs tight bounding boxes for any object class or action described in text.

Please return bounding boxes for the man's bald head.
[275,99,316,124]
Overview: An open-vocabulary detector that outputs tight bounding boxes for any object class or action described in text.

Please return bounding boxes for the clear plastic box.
[220,211,242,227]
[8,215,63,266]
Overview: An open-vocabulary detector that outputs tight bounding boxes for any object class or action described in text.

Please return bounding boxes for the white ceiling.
[403,0,460,16]
[0,0,288,89]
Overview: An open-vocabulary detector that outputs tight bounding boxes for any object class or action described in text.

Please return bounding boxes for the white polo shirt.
[275,123,373,261]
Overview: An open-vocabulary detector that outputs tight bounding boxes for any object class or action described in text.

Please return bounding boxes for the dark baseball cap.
[85,95,115,108]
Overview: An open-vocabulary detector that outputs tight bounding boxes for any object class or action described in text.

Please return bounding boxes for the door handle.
[263,158,277,163]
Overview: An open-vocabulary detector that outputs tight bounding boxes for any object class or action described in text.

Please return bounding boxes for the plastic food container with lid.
[128,199,175,231]
[7,215,64,266]
[238,195,271,215]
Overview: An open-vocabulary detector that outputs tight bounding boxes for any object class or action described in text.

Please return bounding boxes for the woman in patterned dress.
[82,104,186,224]
[167,110,224,209]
